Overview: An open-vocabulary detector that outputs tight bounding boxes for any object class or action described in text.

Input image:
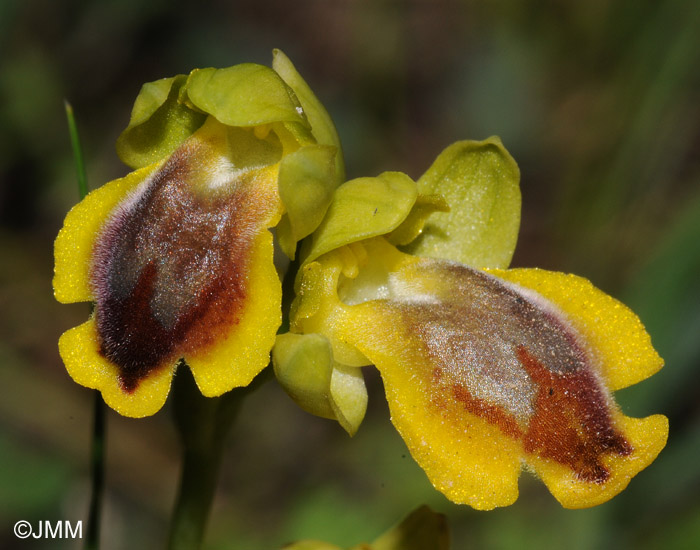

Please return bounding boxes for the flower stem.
[85,392,106,550]
[167,446,222,550]
[167,237,298,548]
[65,100,105,550]
[167,366,271,550]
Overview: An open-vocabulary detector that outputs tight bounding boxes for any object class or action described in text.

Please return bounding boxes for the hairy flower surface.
[288,237,667,509]
[54,53,341,417]
[55,52,667,511]
[276,139,668,509]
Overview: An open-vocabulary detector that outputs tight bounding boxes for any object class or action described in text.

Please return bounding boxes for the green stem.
[167,237,299,548]
[85,392,106,550]
[168,447,223,550]
[65,100,105,550]
[167,367,271,550]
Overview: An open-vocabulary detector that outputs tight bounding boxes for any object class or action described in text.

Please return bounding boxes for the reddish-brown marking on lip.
[92,142,270,392]
[518,346,632,483]
[450,384,524,439]
[393,262,632,483]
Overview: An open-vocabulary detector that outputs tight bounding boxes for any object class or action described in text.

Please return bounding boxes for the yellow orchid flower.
[54,52,342,417]
[276,139,668,509]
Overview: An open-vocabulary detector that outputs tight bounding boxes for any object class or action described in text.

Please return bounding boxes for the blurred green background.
[1,0,699,548]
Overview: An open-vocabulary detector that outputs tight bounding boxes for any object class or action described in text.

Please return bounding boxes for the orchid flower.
[54,51,342,417]
[55,52,667,512]
[274,139,668,509]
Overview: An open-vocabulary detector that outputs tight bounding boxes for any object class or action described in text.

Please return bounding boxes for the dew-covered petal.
[59,319,173,418]
[92,120,282,390]
[292,238,667,508]
[529,411,668,508]
[186,227,281,396]
[57,118,284,415]
[488,268,664,390]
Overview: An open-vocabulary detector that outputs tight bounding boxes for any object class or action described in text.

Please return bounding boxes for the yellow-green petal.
[329,362,367,436]
[274,332,336,419]
[277,144,339,258]
[387,194,450,246]
[404,137,521,268]
[303,172,418,264]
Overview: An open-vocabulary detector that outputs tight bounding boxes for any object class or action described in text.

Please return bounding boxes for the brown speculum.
[91,143,264,391]
[394,262,631,483]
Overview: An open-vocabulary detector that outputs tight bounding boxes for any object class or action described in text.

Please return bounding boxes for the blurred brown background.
[1,0,699,548]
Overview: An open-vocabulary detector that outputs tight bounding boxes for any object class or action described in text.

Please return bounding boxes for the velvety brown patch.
[518,346,632,483]
[390,260,632,483]
[91,142,272,391]
[451,384,523,439]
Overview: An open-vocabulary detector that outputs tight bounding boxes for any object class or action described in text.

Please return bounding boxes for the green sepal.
[280,506,448,550]
[277,144,339,259]
[183,64,308,128]
[281,542,343,550]
[116,75,206,169]
[368,506,449,550]
[273,333,334,419]
[403,137,521,269]
[272,49,346,181]
[388,194,450,246]
[273,332,367,436]
[304,172,418,264]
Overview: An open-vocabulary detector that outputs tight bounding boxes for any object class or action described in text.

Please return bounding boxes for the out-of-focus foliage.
[1,1,699,548]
